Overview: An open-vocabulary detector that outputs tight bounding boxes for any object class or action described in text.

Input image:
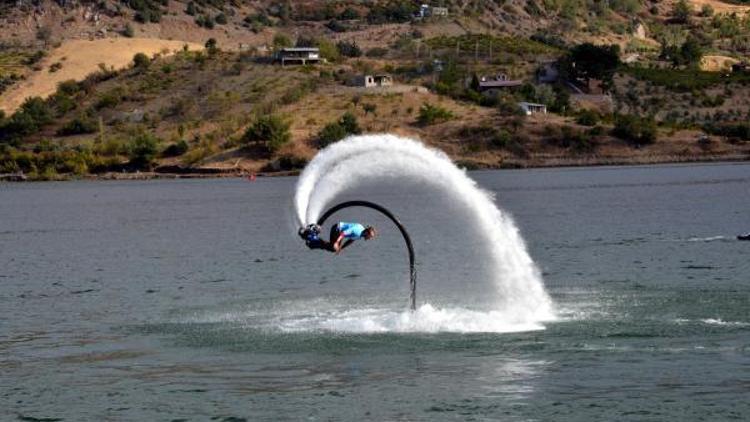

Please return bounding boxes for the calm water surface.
[1,163,749,421]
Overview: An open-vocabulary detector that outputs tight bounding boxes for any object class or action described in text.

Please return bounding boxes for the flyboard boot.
[299,224,326,249]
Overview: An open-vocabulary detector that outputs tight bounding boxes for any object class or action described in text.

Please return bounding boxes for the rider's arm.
[332,233,346,253]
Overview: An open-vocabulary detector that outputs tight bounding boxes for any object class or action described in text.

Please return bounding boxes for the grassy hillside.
[1,0,749,179]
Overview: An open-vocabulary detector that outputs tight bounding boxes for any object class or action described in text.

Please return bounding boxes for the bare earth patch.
[689,0,750,14]
[0,37,202,114]
[700,55,740,72]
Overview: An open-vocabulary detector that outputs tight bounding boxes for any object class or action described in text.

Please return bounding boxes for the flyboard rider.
[299,222,377,254]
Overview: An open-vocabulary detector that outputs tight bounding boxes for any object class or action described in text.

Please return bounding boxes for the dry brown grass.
[688,0,750,14]
[700,55,740,72]
[0,38,202,114]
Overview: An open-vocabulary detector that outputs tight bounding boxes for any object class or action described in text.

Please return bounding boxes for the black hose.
[317,200,417,311]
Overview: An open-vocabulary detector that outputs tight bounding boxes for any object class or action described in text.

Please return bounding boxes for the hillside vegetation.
[1,0,749,179]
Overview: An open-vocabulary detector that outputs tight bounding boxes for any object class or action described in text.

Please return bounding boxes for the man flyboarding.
[299,222,377,254]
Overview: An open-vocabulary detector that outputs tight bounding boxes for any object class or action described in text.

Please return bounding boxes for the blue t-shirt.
[338,222,366,239]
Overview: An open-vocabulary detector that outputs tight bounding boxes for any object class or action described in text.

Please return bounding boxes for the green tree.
[563,43,621,91]
[273,33,293,50]
[317,112,361,148]
[128,132,159,169]
[243,115,291,153]
[57,116,97,136]
[418,103,454,125]
[185,1,196,15]
[612,114,657,146]
[317,122,347,147]
[0,97,53,141]
[205,38,218,55]
[317,38,340,62]
[678,36,703,68]
[340,112,361,135]
[36,26,52,46]
[336,40,362,58]
[672,0,692,24]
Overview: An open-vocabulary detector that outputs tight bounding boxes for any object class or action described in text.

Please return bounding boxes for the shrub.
[704,123,750,141]
[95,88,125,110]
[36,26,52,43]
[362,103,377,116]
[326,19,348,32]
[336,40,362,57]
[57,116,97,136]
[576,110,600,126]
[161,140,189,157]
[339,7,359,19]
[273,33,293,49]
[418,103,454,125]
[133,52,150,69]
[127,132,159,169]
[317,39,340,62]
[215,13,227,25]
[244,13,273,32]
[243,115,291,153]
[24,50,46,66]
[366,47,388,58]
[491,129,512,148]
[340,112,361,134]
[205,38,218,54]
[0,97,53,141]
[672,0,692,24]
[612,114,658,146]
[276,153,308,170]
[57,79,80,96]
[317,122,347,147]
[123,23,135,38]
[196,14,214,29]
[367,1,418,24]
[317,112,361,147]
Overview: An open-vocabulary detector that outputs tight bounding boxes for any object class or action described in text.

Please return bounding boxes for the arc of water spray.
[294,134,554,322]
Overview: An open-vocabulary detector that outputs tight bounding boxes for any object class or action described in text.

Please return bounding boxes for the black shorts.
[329,224,341,243]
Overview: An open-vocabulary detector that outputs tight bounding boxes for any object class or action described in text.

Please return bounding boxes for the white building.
[518,102,547,115]
[275,48,320,66]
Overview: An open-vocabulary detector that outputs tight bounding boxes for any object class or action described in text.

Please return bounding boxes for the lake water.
[2,163,749,421]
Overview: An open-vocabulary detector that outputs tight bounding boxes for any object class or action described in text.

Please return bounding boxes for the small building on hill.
[275,47,320,66]
[349,74,393,88]
[477,74,523,93]
[417,4,449,18]
[518,102,547,115]
[430,6,449,17]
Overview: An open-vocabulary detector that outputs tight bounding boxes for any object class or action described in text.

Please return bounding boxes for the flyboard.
[299,200,417,311]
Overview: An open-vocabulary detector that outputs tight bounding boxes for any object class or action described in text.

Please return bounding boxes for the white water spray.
[294,134,554,326]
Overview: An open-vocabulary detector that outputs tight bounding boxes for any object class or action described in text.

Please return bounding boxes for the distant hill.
[1,0,749,179]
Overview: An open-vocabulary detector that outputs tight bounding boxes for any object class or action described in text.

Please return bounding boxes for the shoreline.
[3,153,749,182]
